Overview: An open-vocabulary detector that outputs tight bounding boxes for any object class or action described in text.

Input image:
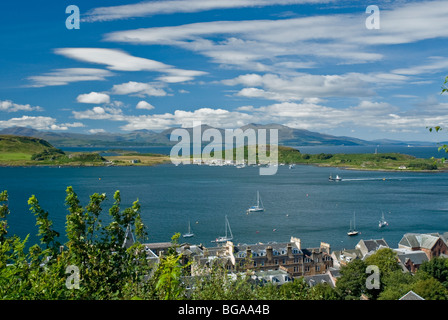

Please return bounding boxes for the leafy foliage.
[1,188,448,300]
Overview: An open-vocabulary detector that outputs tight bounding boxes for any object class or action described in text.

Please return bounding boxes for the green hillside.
[0,135,65,161]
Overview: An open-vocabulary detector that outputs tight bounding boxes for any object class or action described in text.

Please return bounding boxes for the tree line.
[0,187,447,300]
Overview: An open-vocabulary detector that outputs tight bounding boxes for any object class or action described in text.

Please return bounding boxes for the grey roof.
[399,290,425,300]
[122,224,135,249]
[399,233,440,249]
[328,267,341,278]
[356,239,389,256]
[252,269,292,285]
[234,242,301,257]
[304,274,335,288]
[395,249,429,266]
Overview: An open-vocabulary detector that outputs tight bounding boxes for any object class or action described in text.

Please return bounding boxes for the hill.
[0,124,377,147]
[0,134,170,167]
[0,135,64,161]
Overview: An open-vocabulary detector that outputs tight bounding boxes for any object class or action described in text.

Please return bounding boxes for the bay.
[1,162,448,252]
[62,145,447,159]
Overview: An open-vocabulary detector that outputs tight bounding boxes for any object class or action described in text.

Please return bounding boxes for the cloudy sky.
[1,0,448,141]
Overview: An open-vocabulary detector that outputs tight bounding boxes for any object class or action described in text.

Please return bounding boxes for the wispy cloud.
[27,68,114,87]
[104,1,448,70]
[392,56,448,76]
[55,48,207,83]
[84,0,335,22]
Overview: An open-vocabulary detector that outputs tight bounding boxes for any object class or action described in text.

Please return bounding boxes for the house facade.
[192,237,333,278]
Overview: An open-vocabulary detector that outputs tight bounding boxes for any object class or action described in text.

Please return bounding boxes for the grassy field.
[0,152,31,161]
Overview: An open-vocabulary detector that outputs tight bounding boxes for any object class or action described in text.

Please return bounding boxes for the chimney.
[320,242,330,254]
[246,247,252,258]
[266,246,273,262]
[290,236,301,249]
[287,243,293,258]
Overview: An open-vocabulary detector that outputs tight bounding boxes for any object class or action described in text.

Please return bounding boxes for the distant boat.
[212,215,233,243]
[347,212,359,236]
[182,220,194,238]
[247,191,264,213]
[289,164,295,169]
[329,174,342,181]
[379,211,388,228]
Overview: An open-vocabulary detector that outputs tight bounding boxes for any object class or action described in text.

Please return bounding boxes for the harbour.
[2,161,447,251]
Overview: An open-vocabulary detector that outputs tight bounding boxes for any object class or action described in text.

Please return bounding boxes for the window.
[274,259,279,265]
[316,266,320,272]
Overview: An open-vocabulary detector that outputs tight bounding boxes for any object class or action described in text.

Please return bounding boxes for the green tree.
[377,270,416,300]
[278,277,311,300]
[418,256,448,289]
[0,186,153,300]
[335,259,368,300]
[412,277,448,300]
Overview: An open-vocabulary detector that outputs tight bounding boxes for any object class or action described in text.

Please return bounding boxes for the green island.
[207,145,447,172]
[0,135,446,171]
[0,135,171,167]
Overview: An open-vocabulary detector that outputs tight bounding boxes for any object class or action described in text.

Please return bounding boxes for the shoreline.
[0,159,446,173]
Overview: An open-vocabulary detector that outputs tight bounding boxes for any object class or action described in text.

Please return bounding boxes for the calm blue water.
[63,145,447,159]
[1,163,448,251]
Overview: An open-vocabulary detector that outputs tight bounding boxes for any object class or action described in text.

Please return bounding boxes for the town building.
[192,237,333,278]
[398,233,448,259]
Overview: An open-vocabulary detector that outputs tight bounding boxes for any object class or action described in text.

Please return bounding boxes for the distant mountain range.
[0,124,438,148]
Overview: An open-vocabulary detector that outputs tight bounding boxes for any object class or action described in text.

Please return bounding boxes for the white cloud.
[136,101,155,110]
[55,48,169,72]
[76,92,111,104]
[111,81,167,97]
[0,116,84,131]
[88,128,106,134]
[73,106,125,120]
[84,0,335,22]
[391,56,448,76]
[0,100,43,112]
[27,68,114,87]
[55,48,206,83]
[104,1,448,70]
[70,98,448,134]
[223,72,375,101]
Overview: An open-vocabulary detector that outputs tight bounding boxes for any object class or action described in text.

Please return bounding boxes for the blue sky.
[1,0,448,141]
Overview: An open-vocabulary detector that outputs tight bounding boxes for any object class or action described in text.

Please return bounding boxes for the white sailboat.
[379,211,388,228]
[347,212,359,236]
[247,191,264,213]
[212,215,233,243]
[182,220,194,238]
